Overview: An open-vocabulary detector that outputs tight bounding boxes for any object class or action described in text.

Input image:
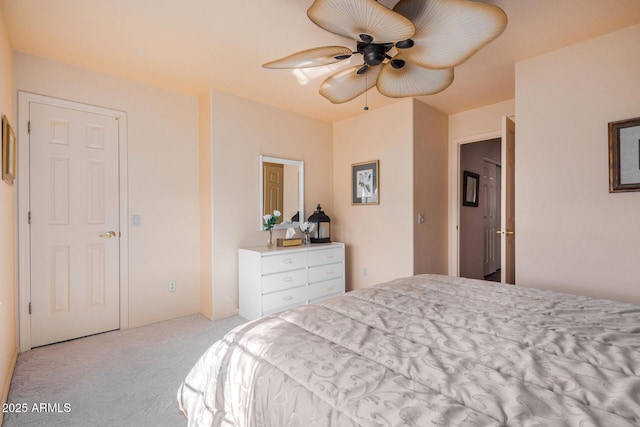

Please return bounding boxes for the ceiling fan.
[263,0,507,104]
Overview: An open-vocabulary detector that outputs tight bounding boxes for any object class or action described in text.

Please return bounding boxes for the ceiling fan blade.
[263,46,353,69]
[376,55,453,97]
[308,0,415,44]
[393,0,507,69]
[319,65,382,104]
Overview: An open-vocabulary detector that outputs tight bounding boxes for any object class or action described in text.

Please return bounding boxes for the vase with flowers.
[299,221,315,245]
[263,210,281,248]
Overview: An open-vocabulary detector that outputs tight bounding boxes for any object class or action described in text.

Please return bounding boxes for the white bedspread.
[177,274,640,426]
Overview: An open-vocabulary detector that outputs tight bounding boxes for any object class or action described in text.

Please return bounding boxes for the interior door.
[500,116,516,284]
[29,101,120,347]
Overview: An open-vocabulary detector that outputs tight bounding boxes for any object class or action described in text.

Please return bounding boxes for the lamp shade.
[307,204,331,243]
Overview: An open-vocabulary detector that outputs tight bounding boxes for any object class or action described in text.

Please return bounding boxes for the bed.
[177,274,640,426]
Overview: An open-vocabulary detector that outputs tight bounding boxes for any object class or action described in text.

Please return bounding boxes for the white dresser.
[239,242,345,320]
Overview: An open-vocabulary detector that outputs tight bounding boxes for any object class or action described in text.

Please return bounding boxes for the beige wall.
[199,93,213,319]
[207,89,333,319]
[333,99,415,290]
[14,52,201,327]
[0,4,16,415]
[516,24,640,304]
[413,99,448,275]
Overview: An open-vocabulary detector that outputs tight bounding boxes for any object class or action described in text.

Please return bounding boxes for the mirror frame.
[259,155,304,230]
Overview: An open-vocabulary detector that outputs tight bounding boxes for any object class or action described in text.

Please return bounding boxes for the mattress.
[177,274,640,426]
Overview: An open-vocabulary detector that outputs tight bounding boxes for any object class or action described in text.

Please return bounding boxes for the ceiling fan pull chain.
[364,72,369,111]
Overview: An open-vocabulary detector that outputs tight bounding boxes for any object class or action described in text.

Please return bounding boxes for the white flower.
[273,210,281,218]
[263,214,272,222]
[299,221,315,233]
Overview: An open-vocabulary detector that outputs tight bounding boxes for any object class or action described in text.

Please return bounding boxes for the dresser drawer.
[308,247,344,266]
[309,262,345,284]
[262,285,307,314]
[262,269,307,295]
[308,278,344,302]
[261,252,307,274]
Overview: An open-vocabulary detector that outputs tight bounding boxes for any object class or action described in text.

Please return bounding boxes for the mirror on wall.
[259,155,304,230]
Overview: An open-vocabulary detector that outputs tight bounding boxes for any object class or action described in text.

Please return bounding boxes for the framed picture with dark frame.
[2,114,16,186]
[462,170,479,207]
[352,160,379,205]
[608,116,640,193]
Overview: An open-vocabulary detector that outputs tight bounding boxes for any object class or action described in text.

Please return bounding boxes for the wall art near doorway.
[608,116,640,193]
[462,170,479,207]
[352,160,379,205]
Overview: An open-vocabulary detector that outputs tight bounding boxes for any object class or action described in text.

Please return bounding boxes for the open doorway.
[455,116,516,285]
[459,138,502,281]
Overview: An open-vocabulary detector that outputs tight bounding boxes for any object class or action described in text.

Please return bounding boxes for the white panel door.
[29,102,120,347]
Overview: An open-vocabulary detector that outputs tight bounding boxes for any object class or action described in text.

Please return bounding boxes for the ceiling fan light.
[364,52,382,66]
[308,0,415,43]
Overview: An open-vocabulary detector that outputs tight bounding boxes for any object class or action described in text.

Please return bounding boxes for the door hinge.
[28,211,31,224]
[28,121,31,134]
[28,302,32,315]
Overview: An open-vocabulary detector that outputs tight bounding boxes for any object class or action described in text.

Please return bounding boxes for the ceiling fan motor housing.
[357,39,392,66]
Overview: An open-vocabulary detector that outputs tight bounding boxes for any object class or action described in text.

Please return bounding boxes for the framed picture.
[608,116,640,193]
[2,114,16,185]
[352,160,379,205]
[462,170,479,207]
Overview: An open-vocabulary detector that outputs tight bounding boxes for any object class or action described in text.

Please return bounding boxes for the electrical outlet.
[168,280,176,292]
[363,267,368,277]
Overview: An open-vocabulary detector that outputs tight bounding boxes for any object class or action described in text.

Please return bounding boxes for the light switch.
[132,215,141,227]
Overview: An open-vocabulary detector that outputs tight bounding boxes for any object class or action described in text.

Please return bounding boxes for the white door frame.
[448,130,501,277]
[17,92,129,351]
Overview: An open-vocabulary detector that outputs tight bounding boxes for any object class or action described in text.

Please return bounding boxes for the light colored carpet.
[3,313,247,427]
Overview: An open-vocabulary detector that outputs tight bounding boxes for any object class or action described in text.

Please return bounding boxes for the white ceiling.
[2,0,640,123]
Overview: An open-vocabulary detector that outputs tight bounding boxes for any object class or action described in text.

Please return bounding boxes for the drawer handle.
[324,271,334,276]
[282,277,293,283]
[324,286,334,292]
[282,296,293,301]
[324,255,334,259]
[281,258,293,264]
